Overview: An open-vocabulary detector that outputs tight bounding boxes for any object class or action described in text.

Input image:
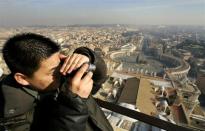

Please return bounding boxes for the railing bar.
[96,99,201,131]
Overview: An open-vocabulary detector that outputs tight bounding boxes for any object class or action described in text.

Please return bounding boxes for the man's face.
[26,52,62,91]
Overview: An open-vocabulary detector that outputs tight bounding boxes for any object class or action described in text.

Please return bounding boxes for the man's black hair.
[3,33,60,77]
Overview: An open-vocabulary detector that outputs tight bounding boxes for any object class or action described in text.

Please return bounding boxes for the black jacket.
[0,47,113,131]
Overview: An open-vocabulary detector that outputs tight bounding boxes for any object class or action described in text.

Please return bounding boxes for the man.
[0,33,113,131]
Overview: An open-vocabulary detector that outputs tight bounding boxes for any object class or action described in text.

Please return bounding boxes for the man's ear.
[14,73,30,86]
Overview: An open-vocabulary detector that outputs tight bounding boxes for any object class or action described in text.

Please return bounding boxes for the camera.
[65,63,96,78]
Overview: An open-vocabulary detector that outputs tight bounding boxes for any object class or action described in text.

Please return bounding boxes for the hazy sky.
[0,0,205,26]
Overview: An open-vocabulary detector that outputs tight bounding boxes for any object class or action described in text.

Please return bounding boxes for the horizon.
[0,0,205,27]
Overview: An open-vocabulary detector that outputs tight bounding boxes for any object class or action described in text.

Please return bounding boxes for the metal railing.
[96,99,203,131]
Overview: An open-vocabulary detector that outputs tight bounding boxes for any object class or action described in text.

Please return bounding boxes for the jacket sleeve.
[53,91,89,131]
[74,47,108,94]
[31,90,89,131]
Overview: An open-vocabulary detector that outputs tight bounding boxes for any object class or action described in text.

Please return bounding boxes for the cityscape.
[0,24,205,130]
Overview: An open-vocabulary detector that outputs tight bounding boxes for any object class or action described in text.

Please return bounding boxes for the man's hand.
[60,53,89,75]
[59,53,92,98]
[68,64,93,98]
